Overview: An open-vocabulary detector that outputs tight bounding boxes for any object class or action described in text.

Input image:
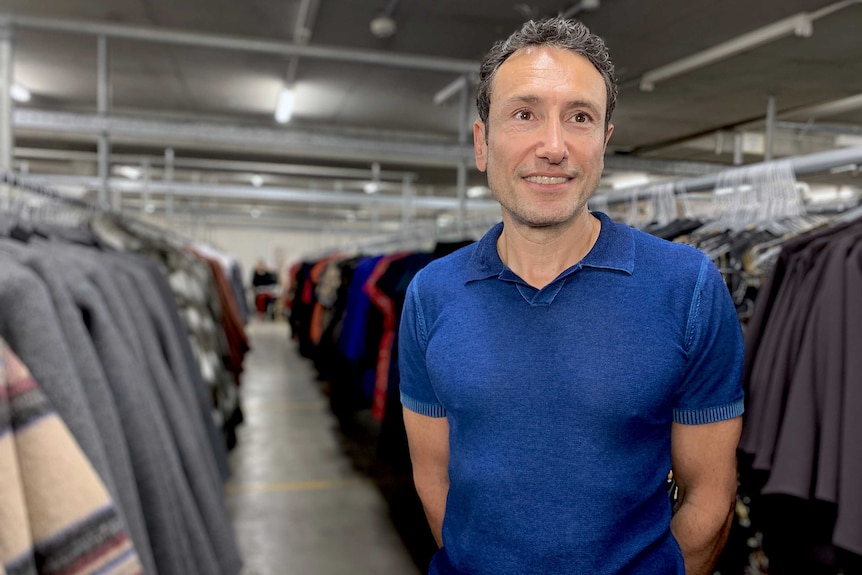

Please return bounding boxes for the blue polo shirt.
[399,212,744,575]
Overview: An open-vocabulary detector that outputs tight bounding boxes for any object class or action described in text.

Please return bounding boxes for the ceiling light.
[363,182,380,194]
[144,204,156,213]
[251,174,264,187]
[10,84,31,103]
[370,13,397,38]
[466,186,490,198]
[829,163,858,174]
[275,88,295,124]
[116,166,142,180]
[436,214,455,227]
[611,174,651,190]
[640,13,813,91]
[250,208,262,218]
[835,134,862,148]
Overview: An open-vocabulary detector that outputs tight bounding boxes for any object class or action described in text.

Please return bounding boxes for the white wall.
[211,227,379,283]
[201,227,372,282]
[142,214,376,282]
[146,212,500,285]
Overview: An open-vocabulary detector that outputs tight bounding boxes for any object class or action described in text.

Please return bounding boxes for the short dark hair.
[476,17,617,131]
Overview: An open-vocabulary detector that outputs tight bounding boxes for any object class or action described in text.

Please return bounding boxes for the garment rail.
[1,167,102,211]
[593,144,862,205]
[0,165,251,575]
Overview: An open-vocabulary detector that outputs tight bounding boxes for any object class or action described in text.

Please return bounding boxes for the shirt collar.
[466,211,635,283]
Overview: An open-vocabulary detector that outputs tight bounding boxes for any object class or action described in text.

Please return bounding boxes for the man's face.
[474,46,613,229]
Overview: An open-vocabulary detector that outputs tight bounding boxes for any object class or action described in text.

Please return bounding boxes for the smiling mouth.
[524,175,570,185]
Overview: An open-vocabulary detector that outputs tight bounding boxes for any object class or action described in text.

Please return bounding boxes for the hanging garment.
[0,241,157,575]
[739,219,862,572]
[0,339,143,575]
[49,245,241,575]
[42,251,203,575]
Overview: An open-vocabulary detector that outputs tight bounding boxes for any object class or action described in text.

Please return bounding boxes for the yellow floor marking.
[225,478,366,494]
[241,401,326,413]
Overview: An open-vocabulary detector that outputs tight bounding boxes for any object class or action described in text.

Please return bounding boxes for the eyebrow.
[502,94,603,115]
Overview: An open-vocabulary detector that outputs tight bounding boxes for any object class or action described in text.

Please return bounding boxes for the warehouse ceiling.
[2,0,862,231]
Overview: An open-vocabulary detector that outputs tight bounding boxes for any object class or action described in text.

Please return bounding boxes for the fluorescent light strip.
[10,84,31,103]
[275,88,295,123]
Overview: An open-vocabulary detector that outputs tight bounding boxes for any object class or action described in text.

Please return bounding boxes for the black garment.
[251,269,277,287]
[739,218,862,572]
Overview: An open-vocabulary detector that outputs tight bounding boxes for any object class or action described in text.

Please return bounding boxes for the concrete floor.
[225,320,421,575]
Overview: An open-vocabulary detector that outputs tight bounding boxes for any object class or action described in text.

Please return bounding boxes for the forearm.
[671,497,734,575]
[414,475,449,547]
[403,409,451,548]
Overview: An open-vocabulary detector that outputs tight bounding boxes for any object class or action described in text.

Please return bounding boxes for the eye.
[515,110,534,121]
[573,112,591,123]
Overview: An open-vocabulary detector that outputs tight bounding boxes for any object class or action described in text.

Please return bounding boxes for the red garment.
[284,261,303,312]
[364,252,410,422]
[190,248,250,384]
[308,254,343,346]
[255,293,275,314]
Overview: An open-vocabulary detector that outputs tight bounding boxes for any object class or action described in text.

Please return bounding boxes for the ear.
[603,123,614,150]
[473,120,488,172]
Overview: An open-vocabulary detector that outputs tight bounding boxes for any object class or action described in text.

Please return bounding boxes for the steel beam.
[0,16,12,172]
[7,13,477,74]
[14,108,476,167]
[97,35,112,209]
[434,75,468,106]
[13,109,731,177]
[601,154,724,177]
[773,121,862,136]
[765,95,776,162]
[598,144,862,205]
[23,174,502,211]
[13,147,418,181]
[401,174,414,232]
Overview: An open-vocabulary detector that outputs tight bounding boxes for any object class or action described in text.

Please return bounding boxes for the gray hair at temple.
[476,17,618,133]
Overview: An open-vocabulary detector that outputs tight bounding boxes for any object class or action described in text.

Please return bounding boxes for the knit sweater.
[0,339,142,575]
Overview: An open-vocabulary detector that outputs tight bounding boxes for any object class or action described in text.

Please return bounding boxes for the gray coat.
[50,243,242,575]
[0,240,157,575]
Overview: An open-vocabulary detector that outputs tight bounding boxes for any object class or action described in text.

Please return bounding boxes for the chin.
[515,213,575,228]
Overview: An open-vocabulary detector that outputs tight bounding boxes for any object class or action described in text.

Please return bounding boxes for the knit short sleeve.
[674,256,745,424]
[399,276,446,418]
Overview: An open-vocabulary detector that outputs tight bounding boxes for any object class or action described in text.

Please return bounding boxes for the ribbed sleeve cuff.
[401,392,447,418]
[673,397,744,425]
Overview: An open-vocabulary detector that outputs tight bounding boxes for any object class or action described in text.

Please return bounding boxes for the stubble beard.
[492,180,595,231]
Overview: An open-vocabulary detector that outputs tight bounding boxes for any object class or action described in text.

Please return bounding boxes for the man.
[250,258,278,319]
[399,17,744,575]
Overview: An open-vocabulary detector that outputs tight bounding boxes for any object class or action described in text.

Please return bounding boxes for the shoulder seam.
[684,256,710,354]
[410,276,429,349]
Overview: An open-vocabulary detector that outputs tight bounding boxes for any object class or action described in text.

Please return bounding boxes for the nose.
[535,117,567,164]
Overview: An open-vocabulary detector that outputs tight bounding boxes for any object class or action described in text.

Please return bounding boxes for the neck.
[497,209,600,289]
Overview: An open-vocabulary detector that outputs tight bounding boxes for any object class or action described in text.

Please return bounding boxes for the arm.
[670,416,742,575]
[403,408,450,547]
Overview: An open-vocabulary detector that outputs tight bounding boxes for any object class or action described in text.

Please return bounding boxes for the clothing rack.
[594,145,862,205]
[0,167,102,211]
[0,168,198,245]
[302,215,500,261]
